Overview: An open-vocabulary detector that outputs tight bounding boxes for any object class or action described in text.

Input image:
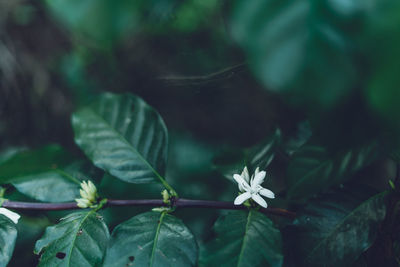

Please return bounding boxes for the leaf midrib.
[66,211,94,266]
[149,212,166,267]
[237,210,252,266]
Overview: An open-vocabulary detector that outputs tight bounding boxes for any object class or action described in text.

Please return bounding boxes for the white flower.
[76,198,92,209]
[75,180,98,208]
[233,167,275,208]
[0,208,20,224]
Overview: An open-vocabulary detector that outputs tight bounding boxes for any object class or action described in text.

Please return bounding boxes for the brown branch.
[1,198,296,218]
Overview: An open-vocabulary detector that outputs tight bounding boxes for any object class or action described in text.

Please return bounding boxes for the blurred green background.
[1,0,400,265]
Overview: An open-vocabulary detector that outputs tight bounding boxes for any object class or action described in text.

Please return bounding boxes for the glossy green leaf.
[0,147,27,165]
[34,211,109,267]
[103,211,198,267]
[0,215,18,267]
[0,146,100,202]
[230,0,356,110]
[201,210,283,267]
[12,173,80,202]
[287,142,378,199]
[0,145,72,184]
[287,187,387,266]
[11,160,99,202]
[214,129,281,181]
[0,145,91,202]
[72,93,168,184]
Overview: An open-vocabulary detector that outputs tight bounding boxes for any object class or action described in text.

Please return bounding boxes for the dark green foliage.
[1,0,400,265]
[287,142,379,199]
[201,210,283,267]
[214,129,281,181]
[286,187,387,267]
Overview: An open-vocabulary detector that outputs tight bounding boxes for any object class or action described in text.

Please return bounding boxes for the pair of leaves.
[286,187,387,266]
[72,93,169,186]
[0,145,86,202]
[287,142,379,199]
[35,211,197,267]
[201,210,283,267]
[214,128,281,181]
[35,211,109,267]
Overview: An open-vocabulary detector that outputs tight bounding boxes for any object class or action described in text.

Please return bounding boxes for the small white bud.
[75,198,91,208]
[161,190,170,204]
[75,180,98,208]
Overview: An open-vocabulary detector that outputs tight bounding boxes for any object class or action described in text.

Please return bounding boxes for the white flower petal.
[88,180,97,195]
[0,208,20,224]
[234,192,252,205]
[251,171,266,187]
[233,174,245,185]
[241,166,250,183]
[259,188,275,199]
[233,174,251,192]
[80,189,88,199]
[81,181,89,192]
[75,198,90,208]
[251,194,268,208]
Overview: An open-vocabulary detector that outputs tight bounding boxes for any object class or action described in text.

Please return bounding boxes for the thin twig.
[157,63,247,86]
[1,198,296,218]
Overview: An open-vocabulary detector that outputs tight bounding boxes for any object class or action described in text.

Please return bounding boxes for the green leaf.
[201,210,283,267]
[0,215,18,267]
[230,0,356,110]
[0,145,101,202]
[0,147,27,165]
[12,172,80,202]
[0,145,72,184]
[103,211,198,267]
[287,187,387,266]
[72,93,169,185]
[287,142,378,199]
[214,129,281,181]
[0,145,92,202]
[34,211,109,267]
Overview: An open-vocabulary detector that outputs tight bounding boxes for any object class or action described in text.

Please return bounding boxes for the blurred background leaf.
[285,186,387,267]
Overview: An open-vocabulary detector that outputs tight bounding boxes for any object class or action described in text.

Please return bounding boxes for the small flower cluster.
[75,180,98,208]
[233,166,275,208]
